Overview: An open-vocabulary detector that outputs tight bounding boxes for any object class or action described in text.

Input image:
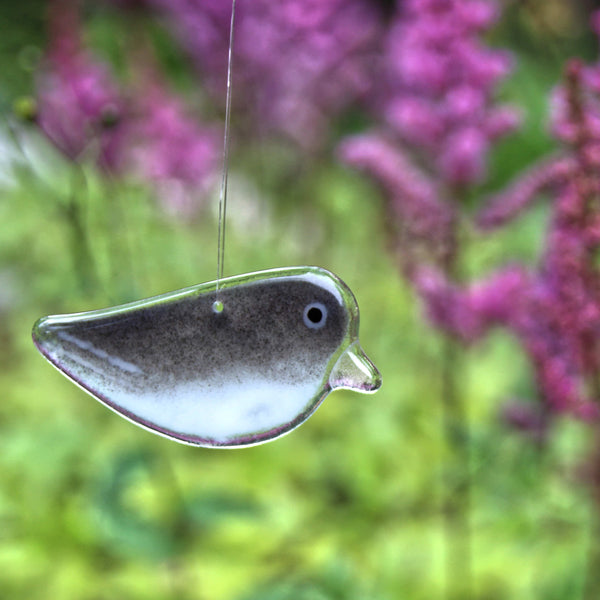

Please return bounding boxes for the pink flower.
[411,265,529,343]
[338,133,455,269]
[340,0,519,281]
[468,22,600,419]
[385,97,444,149]
[35,1,221,214]
[36,20,127,171]
[152,0,383,149]
[373,0,519,187]
[438,127,488,184]
[477,156,575,229]
[128,81,220,215]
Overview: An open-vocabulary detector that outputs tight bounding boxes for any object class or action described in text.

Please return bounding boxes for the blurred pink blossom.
[374,0,520,185]
[477,156,575,228]
[338,133,454,270]
[36,2,127,171]
[151,0,383,149]
[411,265,529,342]
[128,81,220,215]
[420,37,600,419]
[340,0,520,276]
[35,0,220,214]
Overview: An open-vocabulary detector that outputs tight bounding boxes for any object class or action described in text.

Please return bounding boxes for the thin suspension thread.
[216,0,236,295]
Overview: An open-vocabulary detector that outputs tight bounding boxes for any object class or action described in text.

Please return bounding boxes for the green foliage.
[237,562,381,600]
[0,0,46,109]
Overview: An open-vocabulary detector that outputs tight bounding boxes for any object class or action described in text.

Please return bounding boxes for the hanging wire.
[215,0,237,304]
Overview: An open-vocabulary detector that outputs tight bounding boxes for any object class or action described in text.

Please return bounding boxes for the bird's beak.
[329,341,382,393]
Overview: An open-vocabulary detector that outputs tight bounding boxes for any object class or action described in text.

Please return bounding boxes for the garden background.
[2,1,600,598]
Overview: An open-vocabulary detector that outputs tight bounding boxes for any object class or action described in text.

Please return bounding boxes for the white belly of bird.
[108,377,321,443]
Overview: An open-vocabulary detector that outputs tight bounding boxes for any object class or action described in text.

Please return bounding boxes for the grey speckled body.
[32,266,381,447]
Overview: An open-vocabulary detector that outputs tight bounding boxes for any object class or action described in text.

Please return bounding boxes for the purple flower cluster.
[516,55,600,418]
[411,265,527,342]
[412,53,600,419]
[338,133,455,271]
[35,0,220,214]
[413,263,599,417]
[151,0,383,149]
[37,3,127,171]
[476,156,574,228]
[375,0,520,186]
[129,80,220,215]
[340,0,519,274]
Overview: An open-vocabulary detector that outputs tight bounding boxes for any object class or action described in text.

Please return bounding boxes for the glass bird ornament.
[32,266,381,447]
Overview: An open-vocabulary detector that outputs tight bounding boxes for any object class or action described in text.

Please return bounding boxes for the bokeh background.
[3,1,600,598]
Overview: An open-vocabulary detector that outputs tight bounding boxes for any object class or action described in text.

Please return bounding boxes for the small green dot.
[212,300,224,314]
[13,96,37,122]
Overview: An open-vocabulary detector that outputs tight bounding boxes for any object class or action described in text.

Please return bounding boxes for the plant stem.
[64,192,98,295]
[584,502,600,598]
[439,210,472,600]
[440,330,472,599]
[62,167,99,296]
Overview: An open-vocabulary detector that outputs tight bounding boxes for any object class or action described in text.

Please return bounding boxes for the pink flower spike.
[444,85,486,122]
[477,157,574,229]
[385,97,443,148]
[439,127,488,185]
[128,80,220,215]
[485,106,523,139]
[153,0,384,150]
[412,266,482,342]
[367,0,519,189]
[37,51,127,171]
[457,0,499,31]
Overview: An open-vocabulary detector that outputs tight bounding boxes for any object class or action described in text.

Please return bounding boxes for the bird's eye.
[303,302,327,329]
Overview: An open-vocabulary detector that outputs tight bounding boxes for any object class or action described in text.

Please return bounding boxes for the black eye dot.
[303,302,327,329]
[307,307,322,323]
